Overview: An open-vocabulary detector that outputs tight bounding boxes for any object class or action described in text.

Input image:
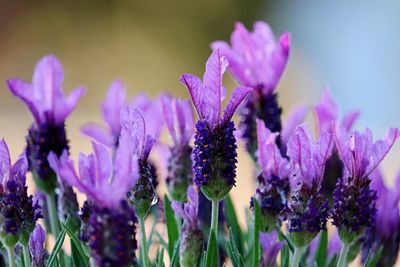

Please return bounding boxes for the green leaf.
[156,248,164,267]
[227,228,246,267]
[278,230,294,253]
[314,231,328,267]
[156,232,168,251]
[46,229,67,266]
[364,246,383,267]
[251,198,261,267]
[327,254,338,267]
[280,244,290,267]
[163,195,179,258]
[62,221,90,267]
[225,195,244,254]
[170,242,180,267]
[205,231,218,267]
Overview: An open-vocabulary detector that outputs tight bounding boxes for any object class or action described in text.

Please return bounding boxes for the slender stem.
[291,247,302,267]
[139,217,150,267]
[46,193,60,236]
[337,242,350,267]
[22,244,30,267]
[6,246,16,267]
[210,199,219,234]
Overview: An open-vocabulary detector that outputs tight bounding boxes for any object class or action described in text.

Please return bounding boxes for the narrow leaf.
[164,195,179,258]
[314,231,328,267]
[225,195,244,254]
[205,231,218,267]
[170,242,180,267]
[327,254,338,267]
[252,198,261,267]
[227,228,246,267]
[46,229,67,266]
[62,221,90,267]
[364,246,383,267]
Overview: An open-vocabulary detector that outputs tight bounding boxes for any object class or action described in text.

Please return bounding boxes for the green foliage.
[164,195,179,259]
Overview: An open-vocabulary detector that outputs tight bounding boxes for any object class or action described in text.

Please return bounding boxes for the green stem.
[46,193,61,236]
[139,217,150,267]
[337,242,350,267]
[210,199,219,234]
[22,244,30,267]
[291,247,302,267]
[6,246,16,267]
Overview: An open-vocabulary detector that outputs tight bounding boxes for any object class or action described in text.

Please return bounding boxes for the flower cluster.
[0,20,399,267]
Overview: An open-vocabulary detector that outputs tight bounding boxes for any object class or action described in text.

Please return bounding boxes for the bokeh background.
[1,1,400,265]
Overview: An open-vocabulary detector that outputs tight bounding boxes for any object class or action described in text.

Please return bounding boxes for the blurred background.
[1,1,400,264]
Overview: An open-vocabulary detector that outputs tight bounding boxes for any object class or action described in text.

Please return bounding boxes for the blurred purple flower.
[29,224,46,267]
[211,21,290,93]
[259,230,284,267]
[7,55,85,126]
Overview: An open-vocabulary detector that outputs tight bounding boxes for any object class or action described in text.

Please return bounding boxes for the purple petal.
[260,230,284,267]
[281,105,308,146]
[314,131,334,179]
[80,122,114,147]
[7,79,41,123]
[120,105,146,157]
[175,99,194,144]
[202,49,228,125]
[10,155,28,185]
[101,80,127,136]
[180,73,205,121]
[278,32,291,58]
[171,201,186,220]
[0,139,11,185]
[341,110,360,131]
[29,224,46,264]
[160,93,178,144]
[223,86,252,123]
[92,142,112,185]
[54,86,86,125]
[366,127,399,176]
[314,88,339,134]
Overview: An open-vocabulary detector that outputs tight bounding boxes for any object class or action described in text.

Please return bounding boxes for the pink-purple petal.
[80,122,114,147]
[101,80,127,136]
[222,86,252,123]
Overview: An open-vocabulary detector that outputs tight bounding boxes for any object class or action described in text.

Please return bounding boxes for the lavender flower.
[314,88,360,195]
[0,140,41,246]
[252,119,290,232]
[29,224,46,267]
[285,124,334,247]
[160,93,195,202]
[259,230,284,267]
[212,22,290,159]
[121,105,158,218]
[81,80,127,148]
[361,169,400,266]
[172,186,203,267]
[180,49,252,201]
[332,126,398,244]
[48,132,139,267]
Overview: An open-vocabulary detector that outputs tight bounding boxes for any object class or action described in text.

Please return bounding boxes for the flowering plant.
[0,21,399,267]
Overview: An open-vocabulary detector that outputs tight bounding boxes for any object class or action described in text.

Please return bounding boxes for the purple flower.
[284,124,334,246]
[48,131,139,266]
[7,55,85,126]
[253,120,290,231]
[29,224,46,267]
[81,80,127,147]
[160,93,195,202]
[211,21,290,93]
[180,49,252,201]
[172,186,203,267]
[0,140,41,242]
[259,230,284,267]
[332,126,398,243]
[48,136,138,209]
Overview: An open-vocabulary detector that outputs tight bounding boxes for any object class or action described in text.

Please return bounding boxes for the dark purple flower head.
[160,93,195,201]
[260,230,284,267]
[287,123,334,190]
[48,134,138,210]
[180,49,252,129]
[181,49,251,201]
[172,186,203,267]
[7,55,86,126]
[81,80,127,147]
[211,21,290,93]
[332,126,398,243]
[0,140,42,241]
[29,224,46,267]
[314,88,360,135]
